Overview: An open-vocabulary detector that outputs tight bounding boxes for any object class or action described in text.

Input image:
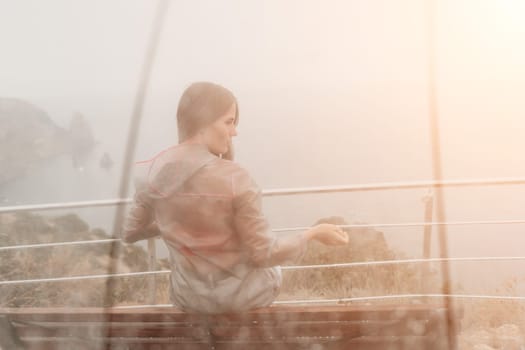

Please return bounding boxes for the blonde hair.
[176,82,238,160]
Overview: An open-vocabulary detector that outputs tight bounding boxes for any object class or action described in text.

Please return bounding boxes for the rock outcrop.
[0,98,96,185]
[278,215,434,300]
[0,98,69,185]
[0,212,167,307]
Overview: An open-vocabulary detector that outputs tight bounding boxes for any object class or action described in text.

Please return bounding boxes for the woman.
[123,82,348,313]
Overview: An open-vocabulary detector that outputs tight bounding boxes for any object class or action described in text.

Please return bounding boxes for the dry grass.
[456,278,525,349]
[1,213,524,349]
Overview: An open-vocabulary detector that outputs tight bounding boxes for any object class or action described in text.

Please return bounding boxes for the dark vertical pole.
[147,237,158,304]
[425,0,458,349]
[102,0,170,348]
[420,189,434,294]
[109,0,170,248]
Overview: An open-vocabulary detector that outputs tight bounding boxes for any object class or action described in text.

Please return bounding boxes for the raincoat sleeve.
[122,189,159,243]
[121,165,160,243]
[232,168,308,267]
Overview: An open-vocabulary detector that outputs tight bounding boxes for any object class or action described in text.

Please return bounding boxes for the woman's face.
[201,102,237,156]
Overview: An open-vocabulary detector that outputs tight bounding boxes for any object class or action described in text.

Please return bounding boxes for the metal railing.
[2,177,525,215]
[3,255,525,285]
[3,219,525,253]
[1,177,525,305]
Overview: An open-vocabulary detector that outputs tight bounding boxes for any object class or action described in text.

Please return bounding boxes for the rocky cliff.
[0,212,165,307]
[0,98,95,186]
[0,98,69,185]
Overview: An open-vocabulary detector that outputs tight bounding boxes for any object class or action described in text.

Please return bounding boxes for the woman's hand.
[305,223,349,246]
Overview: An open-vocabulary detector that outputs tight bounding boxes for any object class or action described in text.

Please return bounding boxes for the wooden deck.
[0,304,461,350]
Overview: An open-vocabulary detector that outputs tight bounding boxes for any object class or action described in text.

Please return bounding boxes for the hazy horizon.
[2,0,525,292]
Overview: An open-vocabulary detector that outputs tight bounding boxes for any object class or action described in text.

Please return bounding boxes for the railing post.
[147,238,157,304]
[421,189,434,294]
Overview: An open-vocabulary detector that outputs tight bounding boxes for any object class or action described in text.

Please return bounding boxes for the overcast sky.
[2,1,525,272]
[1,0,524,182]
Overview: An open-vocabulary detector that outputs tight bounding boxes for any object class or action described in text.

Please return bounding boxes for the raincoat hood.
[142,143,217,198]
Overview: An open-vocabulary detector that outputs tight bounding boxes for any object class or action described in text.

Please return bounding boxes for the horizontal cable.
[6,219,517,252]
[273,294,525,305]
[114,304,173,309]
[262,177,525,197]
[0,270,170,286]
[0,198,132,214]
[3,218,524,252]
[281,256,525,271]
[3,255,525,286]
[273,219,525,232]
[2,177,525,214]
[113,293,525,309]
[0,239,120,252]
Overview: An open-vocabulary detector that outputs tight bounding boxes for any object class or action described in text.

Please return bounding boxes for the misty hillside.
[279,216,434,300]
[0,212,428,307]
[1,212,524,349]
[0,98,95,186]
[0,212,164,307]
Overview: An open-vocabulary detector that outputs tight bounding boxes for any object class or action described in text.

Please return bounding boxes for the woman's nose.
[231,126,238,136]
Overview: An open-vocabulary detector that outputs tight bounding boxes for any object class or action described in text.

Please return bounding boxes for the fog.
[1,0,525,291]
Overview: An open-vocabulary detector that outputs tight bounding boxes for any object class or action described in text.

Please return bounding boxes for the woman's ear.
[195,129,206,143]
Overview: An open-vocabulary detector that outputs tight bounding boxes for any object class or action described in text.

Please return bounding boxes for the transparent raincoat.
[123,143,307,313]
